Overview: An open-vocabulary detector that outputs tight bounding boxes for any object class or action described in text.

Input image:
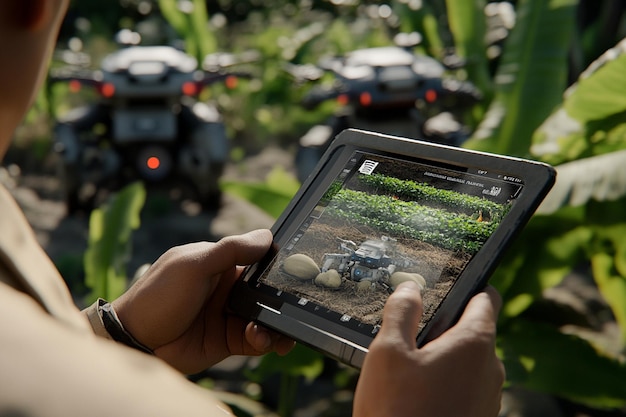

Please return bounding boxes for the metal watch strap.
[97,298,154,355]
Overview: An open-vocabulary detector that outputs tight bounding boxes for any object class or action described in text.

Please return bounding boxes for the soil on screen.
[262,215,472,331]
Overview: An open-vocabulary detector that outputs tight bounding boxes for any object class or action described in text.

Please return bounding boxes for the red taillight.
[137,146,171,181]
[359,92,372,107]
[146,156,161,170]
[425,89,437,103]
[337,94,349,106]
[99,82,116,98]
[225,75,238,89]
[69,80,82,93]
[182,81,198,96]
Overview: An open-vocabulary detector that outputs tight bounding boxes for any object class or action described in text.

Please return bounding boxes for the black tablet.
[229,128,556,369]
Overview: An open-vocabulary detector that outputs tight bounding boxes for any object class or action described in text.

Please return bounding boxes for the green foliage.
[246,343,325,383]
[533,40,626,165]
[489,208,591,319]
[464,0,578,157]
[220,166,301,218]
[328,188,500,253]
[226,8,393,144]
[84,182,146,303]
[447,0,626,409]
[157,0,217,61]
[586,199,626,347]
[394,1,444,58]
[59,0,626,413]
[524,39,626,353]
[320,179,343,205]
[204,2,626,410]
[500,318,626,409]
[445,0,493,100]
[245,344,325,417]
[358,173,506,219]
[565,55,626,124]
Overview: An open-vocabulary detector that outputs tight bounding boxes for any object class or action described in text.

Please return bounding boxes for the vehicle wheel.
[198,189,222,211]
[64,183,97,215]
[295,124,334,183]
[58,162,93,215]
[295,146,325,183]
[194,163,221,211]
[65,186,81,215]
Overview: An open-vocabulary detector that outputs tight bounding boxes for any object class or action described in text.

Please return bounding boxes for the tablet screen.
[246,149,524,339]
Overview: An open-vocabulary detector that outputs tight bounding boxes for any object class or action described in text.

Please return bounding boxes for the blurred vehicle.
[50,41,251,213]
[288,34,482,183]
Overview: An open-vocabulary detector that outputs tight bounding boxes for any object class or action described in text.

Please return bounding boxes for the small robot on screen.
[281,236,425,293]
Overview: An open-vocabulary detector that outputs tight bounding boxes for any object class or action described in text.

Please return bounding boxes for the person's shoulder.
[0,182,90,330]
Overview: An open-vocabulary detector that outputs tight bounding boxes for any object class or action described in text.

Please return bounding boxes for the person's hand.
[112,229,295,374]
[353,282,505,417]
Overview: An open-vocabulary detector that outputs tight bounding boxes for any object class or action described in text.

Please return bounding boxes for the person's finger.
[211,229,273,270]
[246,322,272,352]
[172,229,273,294]
[122,229,272,297]
[422,285,501,358]
[376,280,424,348]
[241,321,296,356]
[453,285,501,334]
[273,333,297,356]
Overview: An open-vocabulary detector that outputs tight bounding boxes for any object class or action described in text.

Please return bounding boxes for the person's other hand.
[112,229,295,374]
[353,282,505,417]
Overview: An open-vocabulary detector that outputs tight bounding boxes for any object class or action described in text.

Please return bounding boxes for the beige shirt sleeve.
[0,282,234,417]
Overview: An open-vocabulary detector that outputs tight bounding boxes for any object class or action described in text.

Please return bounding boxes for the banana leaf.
[501,318,626,409]
[532,38,626,166]
[565,38,626,123]
[464,0,577,157]
[445,0,493,100]
[189,0,217,58]
[528,38,626,345]
[220,166,300,219]
[244,343,325,417]
[490,208,591,318]
[84,182,146,303]
[158,0,217,62]
[586,199,626,347]
[394,1,445,58]
[536,150,626,215]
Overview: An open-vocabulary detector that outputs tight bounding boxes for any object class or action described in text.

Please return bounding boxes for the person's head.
[0,0,69,159]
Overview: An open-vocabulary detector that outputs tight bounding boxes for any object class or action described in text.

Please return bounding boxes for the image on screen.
[254,151,523,336]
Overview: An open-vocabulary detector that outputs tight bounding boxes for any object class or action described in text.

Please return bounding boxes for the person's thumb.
[216,229,273,264]
[377,281,424,348]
